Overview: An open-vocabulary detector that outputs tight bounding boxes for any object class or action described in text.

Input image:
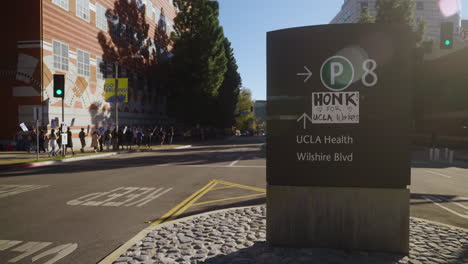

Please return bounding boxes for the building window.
[416,2,424,10]
[96,4,108,31]
[360,1,368,9]
[77,50,90,77]
[96,57,104,80]
[76,0,90,21]
[52,0,68,10]
[53,41,69,71]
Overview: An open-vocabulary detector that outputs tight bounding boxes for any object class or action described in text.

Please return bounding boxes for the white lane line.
[174,145,192,150]
[0,240,22,250]
[229,157,242,167]
[0,185,49,198]
[423,195,468,219]
[448,167,466,171]
[425,170,452,178]
[436,196,468,210]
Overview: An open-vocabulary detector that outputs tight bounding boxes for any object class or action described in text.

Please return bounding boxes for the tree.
[170,0,227,126]
[358,0,426,46]
[217,38,242,128]
[235,88,255,131]
[358,7,375,24]
[98,0,151,72]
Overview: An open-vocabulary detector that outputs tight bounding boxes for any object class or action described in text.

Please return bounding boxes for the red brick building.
[1,0,176,146]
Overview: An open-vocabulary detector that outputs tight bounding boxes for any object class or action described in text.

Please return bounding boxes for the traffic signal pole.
[62,97,65,157]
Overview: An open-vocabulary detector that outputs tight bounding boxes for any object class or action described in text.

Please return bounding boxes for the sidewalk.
[106,205,468,264]
[0,144,190,171]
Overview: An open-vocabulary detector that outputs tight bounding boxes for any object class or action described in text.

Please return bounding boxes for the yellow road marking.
[191,193,266,206]
[149,180,217,227]
[210,185,237,191]
[214,180,266,193]
[165,180,219,222]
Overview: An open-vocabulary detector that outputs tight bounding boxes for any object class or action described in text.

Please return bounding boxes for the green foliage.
[358,7,375,24]
[170,0,228,126]
[217,38,242,128]
[375,0,415,25]
[235,88,255,131]
[358,0,426,46]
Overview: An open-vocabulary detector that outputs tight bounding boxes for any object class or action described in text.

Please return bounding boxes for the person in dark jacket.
[65,127,75,155]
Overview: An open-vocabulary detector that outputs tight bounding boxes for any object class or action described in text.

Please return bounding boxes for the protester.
[112,128,118,150]
[168,126,174,145]
[56,128,62,156]
[146,128,153,148]
[137,129,144,147]
[98,128,104,152]
[43,129,49,152]
[49,129,57,156]
[39,130,46,153]
[65,127,75,155]
[118,128,124,150]
[91,131,100,153]
[133,128,138,147]
[79,128,87,153]
[159,127,166,146]
[125,128,133,150]
[104,130,112,151]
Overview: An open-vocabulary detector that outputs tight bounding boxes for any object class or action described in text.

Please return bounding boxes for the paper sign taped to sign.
[312,92,359,124]
[19,123,28,132]
[61,133,68,145]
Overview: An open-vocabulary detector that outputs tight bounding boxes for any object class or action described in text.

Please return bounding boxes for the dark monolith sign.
[266,24,413,253]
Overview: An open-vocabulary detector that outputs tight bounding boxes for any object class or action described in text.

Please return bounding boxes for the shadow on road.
[410,193,468,206]
[0,138,266,178]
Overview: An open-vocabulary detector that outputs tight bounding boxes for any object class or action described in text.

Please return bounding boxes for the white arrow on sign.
[297,113,313,129]
[297,66,312,83]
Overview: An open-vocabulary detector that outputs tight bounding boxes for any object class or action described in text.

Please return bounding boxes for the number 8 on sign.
[362,59,378,87]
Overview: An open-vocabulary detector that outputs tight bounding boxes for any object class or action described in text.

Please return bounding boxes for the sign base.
[266,185,409,254]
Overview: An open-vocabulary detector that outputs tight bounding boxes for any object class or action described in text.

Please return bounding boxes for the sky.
[218,0,468,101]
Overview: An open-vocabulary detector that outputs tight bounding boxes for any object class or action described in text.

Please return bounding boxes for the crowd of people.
[15,125,235,155]
[88,126,175,153]
[15,125,176,156]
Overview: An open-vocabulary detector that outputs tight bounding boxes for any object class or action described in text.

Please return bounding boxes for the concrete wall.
[267,185,409,254]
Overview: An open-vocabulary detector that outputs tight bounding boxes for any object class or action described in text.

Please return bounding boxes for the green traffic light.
[56,90,63,95]
[445,40,451,46]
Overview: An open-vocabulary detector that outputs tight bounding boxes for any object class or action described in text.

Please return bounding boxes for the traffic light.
[53,74,65,98]
[440,22,453,49]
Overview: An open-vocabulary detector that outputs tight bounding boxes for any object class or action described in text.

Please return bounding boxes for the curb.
[0,145,193,172]
[97,205,261,264]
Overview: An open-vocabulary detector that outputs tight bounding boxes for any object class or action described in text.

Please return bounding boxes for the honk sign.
[312,92,359,124]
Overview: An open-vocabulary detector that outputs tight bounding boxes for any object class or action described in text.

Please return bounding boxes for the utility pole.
[115,63,119,132]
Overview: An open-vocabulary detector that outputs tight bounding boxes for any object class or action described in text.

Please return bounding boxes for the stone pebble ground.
[114,206,468,264]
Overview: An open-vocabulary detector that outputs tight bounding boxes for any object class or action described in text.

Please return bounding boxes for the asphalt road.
[0,137,467,264]
[0,136,267,264]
